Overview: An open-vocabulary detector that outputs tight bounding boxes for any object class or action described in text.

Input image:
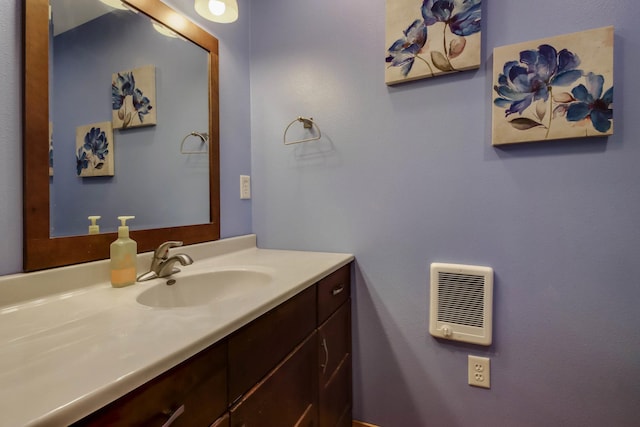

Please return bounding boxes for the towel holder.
[180,131,209,154]
[283,117,322,145]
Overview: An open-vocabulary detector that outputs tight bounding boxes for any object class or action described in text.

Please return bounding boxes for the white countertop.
[0,235,353,427]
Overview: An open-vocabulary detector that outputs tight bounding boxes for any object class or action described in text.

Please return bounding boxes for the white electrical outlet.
[240,175,251,199]
[468,355,491,389]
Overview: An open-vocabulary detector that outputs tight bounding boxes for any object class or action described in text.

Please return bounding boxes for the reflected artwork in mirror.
[24,0,220,271]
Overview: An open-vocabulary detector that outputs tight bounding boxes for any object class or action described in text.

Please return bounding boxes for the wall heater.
[429,263,494,346]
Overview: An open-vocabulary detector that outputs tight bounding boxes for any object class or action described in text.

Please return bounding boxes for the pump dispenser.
[88,216,101,234]
[110,216,137,288]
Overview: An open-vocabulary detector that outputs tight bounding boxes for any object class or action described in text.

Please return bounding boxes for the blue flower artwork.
[492,26,614,145]
[112,65,157,129]
[385,0,482,84]
[75,122,115,177]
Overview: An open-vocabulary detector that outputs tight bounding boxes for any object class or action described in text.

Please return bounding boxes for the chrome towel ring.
[283,117,322,145]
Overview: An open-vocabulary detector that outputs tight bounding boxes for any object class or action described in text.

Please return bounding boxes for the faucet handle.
[154,241,183,259]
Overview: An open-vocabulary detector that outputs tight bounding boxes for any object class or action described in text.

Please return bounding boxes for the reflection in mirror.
[49,0,209,237]
[24,0,220,271]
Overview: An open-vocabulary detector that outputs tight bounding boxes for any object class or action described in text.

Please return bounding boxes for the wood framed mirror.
[24,0,220,271]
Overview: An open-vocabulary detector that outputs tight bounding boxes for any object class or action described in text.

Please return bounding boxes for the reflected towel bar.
[180,131,209,154]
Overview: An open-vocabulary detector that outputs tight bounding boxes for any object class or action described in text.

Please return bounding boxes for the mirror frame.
[24,0,220,271]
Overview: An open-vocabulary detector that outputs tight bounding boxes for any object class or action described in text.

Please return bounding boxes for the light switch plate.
[240,175,251,199]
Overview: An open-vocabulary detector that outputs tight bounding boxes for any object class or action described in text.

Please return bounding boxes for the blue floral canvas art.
[492,26,614,145]
[112,64,157,129]
[75,121,115,177]
[385,0,482,85]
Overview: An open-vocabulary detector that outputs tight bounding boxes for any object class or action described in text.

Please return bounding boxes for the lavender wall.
[249,0,640,426]
[0,0,252,274]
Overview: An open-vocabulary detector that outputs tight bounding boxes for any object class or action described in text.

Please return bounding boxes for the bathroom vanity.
[0,235,353,426]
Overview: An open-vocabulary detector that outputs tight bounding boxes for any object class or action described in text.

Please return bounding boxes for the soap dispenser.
[88,216,101,235]
[110,216,137,288]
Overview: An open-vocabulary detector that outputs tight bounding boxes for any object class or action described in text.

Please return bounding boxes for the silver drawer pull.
[161,404,185,427]
[332,284,344,296]
[320,337,329,374]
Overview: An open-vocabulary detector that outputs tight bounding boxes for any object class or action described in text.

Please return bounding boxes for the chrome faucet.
[137,241,194,282]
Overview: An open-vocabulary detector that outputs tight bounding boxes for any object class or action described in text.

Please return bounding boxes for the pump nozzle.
[117,216,135,238]
[118,216,135,226]
[88,216,101,235]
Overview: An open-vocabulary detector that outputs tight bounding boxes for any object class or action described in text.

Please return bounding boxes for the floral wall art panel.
[76,122,114,177]
[492,26,614,146]
[385,0,482,85]
[112,64,157,129]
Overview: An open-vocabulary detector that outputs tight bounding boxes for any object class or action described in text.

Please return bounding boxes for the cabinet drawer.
[228,285,316,403]
[73,341,227,427]
[317,264,351,324]
[230,332,318,427]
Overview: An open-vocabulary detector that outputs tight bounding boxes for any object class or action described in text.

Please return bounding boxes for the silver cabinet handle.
[161,404,185,427]
[332,284,344,296]
[320,337,329,374]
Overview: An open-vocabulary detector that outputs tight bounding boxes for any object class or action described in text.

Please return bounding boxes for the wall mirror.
[24,0,220,271]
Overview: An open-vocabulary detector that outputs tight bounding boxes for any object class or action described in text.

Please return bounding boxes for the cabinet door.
[228,286,316,403]
[211,412,229,427]
[230,332,318,427]
[72,341,227,427]
[318,302,352,427]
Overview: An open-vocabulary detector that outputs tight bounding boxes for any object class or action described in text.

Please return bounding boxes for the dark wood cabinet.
[230,332,318,427]
[317,265,352,427]
[72,263,351,427]
[211,413,230,427]
[228,285,316,404]
[71,341,227,427]
[228,263,352,427]
[318,303,352,427]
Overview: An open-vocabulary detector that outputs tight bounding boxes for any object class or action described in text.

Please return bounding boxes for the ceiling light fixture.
[194,0,238,23]
[152,22,179,38]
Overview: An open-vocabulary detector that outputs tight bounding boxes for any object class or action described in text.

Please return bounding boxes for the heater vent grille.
[429,263,494,346]
[437,272,485,328]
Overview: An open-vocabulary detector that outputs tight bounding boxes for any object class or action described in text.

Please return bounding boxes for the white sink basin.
[136,269,273,308]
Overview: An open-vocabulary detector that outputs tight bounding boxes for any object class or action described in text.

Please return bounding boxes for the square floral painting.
[385,0,482,85]
[492,26,614,145]
[76,121,114,177]
[112,64,157,129]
